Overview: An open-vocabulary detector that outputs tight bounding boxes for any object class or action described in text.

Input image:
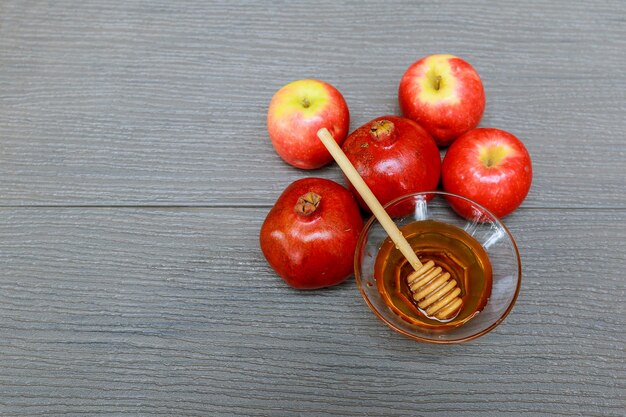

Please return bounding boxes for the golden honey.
[374,219,492,329]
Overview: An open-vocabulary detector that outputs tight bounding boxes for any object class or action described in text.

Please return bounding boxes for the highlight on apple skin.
[441,127,533,219]
[398,54,485,147]
[267,79,350,170]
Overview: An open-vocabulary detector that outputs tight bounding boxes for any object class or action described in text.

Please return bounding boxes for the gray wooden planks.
[0,208,624,416]
[1,0,626,416]
[0,0,625,207]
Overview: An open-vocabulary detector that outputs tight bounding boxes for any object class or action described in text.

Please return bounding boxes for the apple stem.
[434,75,442,91]
[294,192,321,215]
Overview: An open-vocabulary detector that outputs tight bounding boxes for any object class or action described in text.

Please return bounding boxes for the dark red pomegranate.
[341,115,441,211]
[260,178,363,289]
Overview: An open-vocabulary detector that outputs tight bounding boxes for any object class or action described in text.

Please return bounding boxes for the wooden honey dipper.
[317,128,463,320]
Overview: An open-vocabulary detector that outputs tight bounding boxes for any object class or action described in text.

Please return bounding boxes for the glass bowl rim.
[353,190,522,344]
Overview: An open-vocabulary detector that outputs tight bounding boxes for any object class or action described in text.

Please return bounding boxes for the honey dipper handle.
[317,128,423,270]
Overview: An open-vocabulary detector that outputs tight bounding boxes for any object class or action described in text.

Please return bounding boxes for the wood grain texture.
[1,1,626,416]
[0,208,624,416]
[1,0,625,207]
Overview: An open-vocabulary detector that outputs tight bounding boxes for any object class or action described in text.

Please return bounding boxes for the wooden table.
[1,1,624,415]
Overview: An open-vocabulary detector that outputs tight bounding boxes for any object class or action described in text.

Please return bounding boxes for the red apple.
[260,178,363,289]
[267,79,350,169]
[399,54,485,147]
[341,115,441,212]
[442,128,532,218]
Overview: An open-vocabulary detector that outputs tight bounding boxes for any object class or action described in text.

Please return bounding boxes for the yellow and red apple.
[399,54,485,147]
[267,79,350,169]
[442,128,532,218]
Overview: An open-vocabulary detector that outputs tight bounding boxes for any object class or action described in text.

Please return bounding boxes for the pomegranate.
[341,115,441,211]
[260,178,363,289]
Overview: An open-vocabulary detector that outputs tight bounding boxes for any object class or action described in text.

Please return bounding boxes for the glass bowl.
[354,191,521,344]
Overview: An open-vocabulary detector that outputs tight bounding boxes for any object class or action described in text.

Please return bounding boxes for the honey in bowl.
[375,219,492,329]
